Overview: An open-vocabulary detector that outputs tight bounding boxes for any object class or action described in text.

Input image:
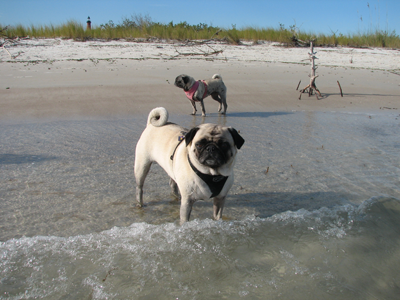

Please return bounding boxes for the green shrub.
[1,16,399,48]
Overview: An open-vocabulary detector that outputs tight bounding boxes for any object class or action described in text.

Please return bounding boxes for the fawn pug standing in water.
[134,107,244,223]
[174,74,228,116]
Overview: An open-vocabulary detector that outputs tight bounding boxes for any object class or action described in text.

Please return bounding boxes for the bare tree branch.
[299,41,322,100]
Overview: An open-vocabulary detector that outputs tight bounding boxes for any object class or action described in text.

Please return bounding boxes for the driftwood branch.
[181,37,224,46]
[299,76,321,99]
[1,44,12,58]
[210,29,223,39]
[1,26,26,59]
[296,80,301,90]
[298,41,322,100]
[172,31,226,58]
[1,40,24,59]
[337,80,343,97]
[174,48,223,57]
[291,36,309,47]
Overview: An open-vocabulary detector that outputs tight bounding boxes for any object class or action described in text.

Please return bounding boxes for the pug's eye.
[195,142,204,150]
[219,141,230,151]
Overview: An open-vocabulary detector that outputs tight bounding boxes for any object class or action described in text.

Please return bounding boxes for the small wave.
[1,197,399,299]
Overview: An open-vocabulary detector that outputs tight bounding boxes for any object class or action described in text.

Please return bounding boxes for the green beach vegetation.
[1,14,399,48]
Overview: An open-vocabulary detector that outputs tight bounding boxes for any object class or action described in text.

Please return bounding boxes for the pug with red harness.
[174,74,228,116]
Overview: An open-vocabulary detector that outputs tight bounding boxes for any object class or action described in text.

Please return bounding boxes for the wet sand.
[1,59,400,122]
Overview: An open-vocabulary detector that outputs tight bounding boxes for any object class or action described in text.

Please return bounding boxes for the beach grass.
[2,17,400,48]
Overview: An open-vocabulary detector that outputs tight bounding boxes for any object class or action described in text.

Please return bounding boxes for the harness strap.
[184,80,208,101]
[188,155,228,198]
[200,80,208,98]
[170,134,186,161]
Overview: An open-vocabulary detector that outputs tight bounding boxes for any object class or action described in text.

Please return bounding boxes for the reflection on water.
[0,111,399,299]
[0,154,58,165]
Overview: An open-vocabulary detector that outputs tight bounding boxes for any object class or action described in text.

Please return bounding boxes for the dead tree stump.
[299,41,322,100]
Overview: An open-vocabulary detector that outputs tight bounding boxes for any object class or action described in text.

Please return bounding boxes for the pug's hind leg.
[134,161,152,207]
[213,196,226,220]
[220,96,227,115]
[169,178,180,199]
[211,93,222,112]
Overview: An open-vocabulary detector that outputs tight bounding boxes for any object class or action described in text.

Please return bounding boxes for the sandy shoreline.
[1,38,400,122]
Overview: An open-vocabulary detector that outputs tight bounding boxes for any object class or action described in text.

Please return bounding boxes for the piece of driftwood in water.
[298,41,322,100]
[337,80,343,97]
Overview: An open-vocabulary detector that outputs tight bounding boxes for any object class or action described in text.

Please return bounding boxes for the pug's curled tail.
[147,107,169,127]
[212,74,222,80]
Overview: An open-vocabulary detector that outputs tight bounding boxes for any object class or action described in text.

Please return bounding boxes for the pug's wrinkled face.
[194,129,232,168]
[174,74,192,91]
[185,124,244,169]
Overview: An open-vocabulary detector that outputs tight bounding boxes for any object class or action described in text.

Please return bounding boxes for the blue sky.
[1,0,399,35]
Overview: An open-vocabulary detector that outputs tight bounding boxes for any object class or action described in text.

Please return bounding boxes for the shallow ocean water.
[1,111,400,299]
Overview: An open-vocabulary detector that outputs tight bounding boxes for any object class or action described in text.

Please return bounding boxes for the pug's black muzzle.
[198,143,227,168]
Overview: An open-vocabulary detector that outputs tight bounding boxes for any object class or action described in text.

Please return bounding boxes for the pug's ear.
[183,75,190,84]
[185,127,200,146]
[228,128,245,149]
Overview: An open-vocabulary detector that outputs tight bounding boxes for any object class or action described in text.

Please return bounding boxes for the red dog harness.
[185,80,208,101]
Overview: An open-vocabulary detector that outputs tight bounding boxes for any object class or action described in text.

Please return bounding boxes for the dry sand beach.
[1,38,400,121]
[1,39,400,299]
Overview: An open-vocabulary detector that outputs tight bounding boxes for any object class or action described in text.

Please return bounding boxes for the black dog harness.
[170,135,228,198]
[188,155,228,198]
